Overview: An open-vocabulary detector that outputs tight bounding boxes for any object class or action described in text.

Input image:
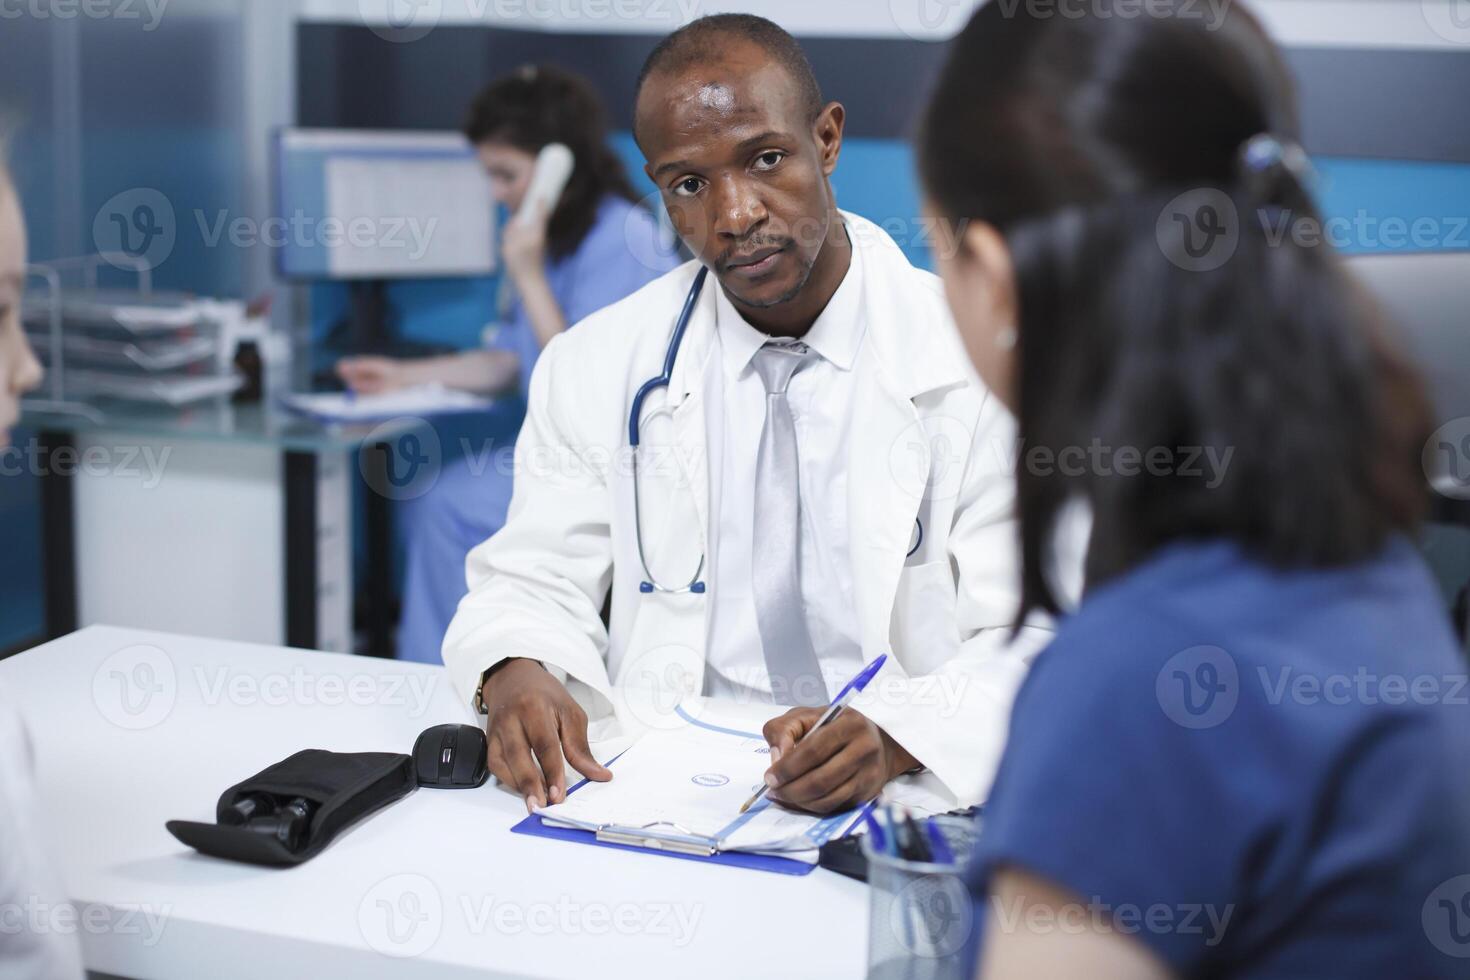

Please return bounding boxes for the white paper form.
[536,709,868,857]
[280,384,491,423]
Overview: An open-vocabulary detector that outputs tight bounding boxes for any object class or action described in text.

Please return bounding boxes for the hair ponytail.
[920,2,1432,623]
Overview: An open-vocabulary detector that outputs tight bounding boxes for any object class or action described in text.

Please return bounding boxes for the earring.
[994,327,1017,351]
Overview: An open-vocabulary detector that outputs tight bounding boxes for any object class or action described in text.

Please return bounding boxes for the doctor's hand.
[480,658,612,814]
[760,708,919,815]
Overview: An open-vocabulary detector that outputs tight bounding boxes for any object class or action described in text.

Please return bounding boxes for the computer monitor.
[274,128,496,281]
[1345,251,1470,427]
[1346,251,1470,525]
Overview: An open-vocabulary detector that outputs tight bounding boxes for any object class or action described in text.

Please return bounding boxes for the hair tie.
[1237,133,1315,192]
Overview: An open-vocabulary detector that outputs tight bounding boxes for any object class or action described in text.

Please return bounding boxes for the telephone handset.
[515,142,575,227]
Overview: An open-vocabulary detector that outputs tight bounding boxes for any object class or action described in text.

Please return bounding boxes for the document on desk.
[536,714,868,859]
[280,384,491,423]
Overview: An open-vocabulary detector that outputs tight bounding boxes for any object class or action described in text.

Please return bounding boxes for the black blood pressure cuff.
[165,750,415,867]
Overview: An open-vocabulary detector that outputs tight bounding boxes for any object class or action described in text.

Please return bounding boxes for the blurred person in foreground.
[917,2,1470,977]
[0,149,85,980]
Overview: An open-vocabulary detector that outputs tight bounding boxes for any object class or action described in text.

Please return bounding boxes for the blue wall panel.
[308,143,1470,359]
[1314,157,1470,254]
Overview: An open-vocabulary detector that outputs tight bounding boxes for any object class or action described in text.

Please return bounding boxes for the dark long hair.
[464,65,638,260]
[919,1,1430,624]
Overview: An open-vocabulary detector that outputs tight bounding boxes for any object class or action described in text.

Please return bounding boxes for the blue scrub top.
[489,194,681,397]
[966,537,1470,977]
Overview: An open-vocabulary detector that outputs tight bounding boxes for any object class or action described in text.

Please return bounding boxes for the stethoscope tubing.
[631,266,926,590]
[632,267,711,595]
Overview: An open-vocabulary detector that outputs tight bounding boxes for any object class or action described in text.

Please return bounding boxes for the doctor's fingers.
[762,707,824,762]
[483,727,540,807]
[766,712,867,785]
[526,718,572,806]
[788,774,868,816]
[491,720,551,812]
[770,742,876,812]
[556,705,612,784]
[483,731,521,800]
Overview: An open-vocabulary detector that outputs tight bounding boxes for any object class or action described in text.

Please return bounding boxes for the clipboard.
[511,811,823,876]
[510,750,874,877]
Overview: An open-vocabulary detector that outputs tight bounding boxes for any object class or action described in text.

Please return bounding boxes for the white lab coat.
[443,212,1075,806]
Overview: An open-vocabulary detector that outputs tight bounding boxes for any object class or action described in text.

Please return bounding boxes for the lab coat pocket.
[890,560,961,673]
[613,591,708,734]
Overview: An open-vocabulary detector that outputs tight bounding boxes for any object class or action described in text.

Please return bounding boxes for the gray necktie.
[750,342,828,706]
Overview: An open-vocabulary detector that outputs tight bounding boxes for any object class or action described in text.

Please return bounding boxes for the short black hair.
[635,14,824,136]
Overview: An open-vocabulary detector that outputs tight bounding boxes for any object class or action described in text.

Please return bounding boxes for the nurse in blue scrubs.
[918,3,1470,978]
[337,66,680,663]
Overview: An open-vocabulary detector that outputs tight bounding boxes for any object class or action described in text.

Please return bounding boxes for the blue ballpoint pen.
[738,653,890,814]
[925,818,955,864]
[862,806,888,853]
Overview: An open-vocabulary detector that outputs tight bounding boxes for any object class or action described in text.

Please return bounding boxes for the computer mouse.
[413,724,489,789]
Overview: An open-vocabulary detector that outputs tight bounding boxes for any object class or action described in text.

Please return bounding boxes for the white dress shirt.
[702,238,868,703]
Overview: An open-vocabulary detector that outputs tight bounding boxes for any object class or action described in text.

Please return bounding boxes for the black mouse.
[413,724,489,789]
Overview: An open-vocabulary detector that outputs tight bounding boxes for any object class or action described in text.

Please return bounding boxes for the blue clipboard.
[510,812,823,876]
[510,708,872,877]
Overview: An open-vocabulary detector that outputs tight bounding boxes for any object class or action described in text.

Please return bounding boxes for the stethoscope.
[629,265,926,593]
[631,267,710,595]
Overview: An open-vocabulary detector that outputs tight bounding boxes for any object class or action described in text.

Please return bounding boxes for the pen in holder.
[861,814,979,980]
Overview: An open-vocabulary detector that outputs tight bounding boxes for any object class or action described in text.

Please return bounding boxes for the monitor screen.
[1346,251,1470,426]
[274,128,496,281]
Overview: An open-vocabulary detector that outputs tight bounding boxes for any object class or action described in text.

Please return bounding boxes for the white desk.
[1,626,869,979]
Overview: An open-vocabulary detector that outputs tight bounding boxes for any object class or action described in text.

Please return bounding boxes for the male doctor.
[443,14,1069,815]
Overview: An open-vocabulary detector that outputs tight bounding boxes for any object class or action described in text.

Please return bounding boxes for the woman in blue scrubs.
[918,3,1470,978]
[338,67,680,662]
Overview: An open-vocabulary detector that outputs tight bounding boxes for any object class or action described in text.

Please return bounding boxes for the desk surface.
[23,400,432,454]
[0,627,869,980]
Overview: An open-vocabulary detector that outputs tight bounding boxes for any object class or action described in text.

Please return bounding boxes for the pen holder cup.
[861,816,979,980]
